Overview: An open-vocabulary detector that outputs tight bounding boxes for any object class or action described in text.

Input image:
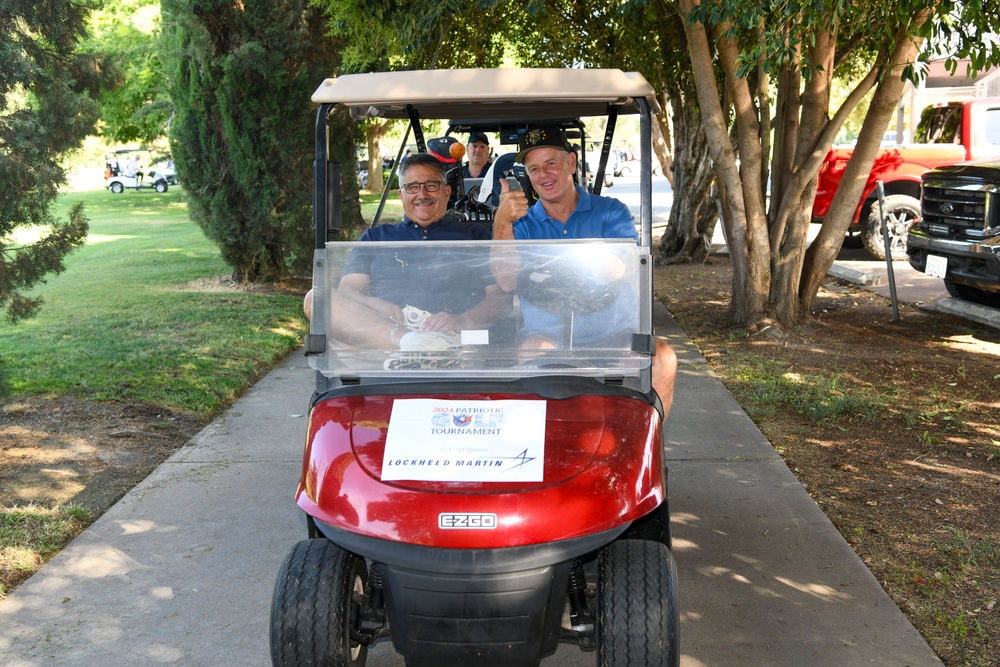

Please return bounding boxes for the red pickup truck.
[812,98,1000,260]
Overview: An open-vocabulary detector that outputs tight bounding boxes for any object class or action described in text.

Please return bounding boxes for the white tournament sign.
[382,399,547,482]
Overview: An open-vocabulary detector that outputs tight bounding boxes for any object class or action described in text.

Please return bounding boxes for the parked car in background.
[906,157,1000,308]
[357,159,369,189]
[880,130,910,145]
[583,141,614,189]
[813,98,1000,260]
[615,148,660,177]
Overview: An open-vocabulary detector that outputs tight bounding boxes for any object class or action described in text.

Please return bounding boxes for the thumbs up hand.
[493,178,529,240]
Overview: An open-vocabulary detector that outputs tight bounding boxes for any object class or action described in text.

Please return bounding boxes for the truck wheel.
[862,194,919,261]
[843,227,864,249]
[597,540,679,667]
[270,539,369,667]
[944,280,1000,308]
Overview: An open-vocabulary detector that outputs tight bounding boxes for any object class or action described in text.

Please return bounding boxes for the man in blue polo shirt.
[305,153,507,352]
[491,125,677,415]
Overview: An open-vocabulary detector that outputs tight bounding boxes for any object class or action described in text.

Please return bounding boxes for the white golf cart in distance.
[270,68,678,667]
[104,148,173,194]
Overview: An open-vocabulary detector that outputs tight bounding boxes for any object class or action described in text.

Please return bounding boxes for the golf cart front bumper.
[313,520,626,667]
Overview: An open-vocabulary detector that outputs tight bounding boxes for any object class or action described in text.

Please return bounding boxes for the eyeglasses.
[400,180,444,194]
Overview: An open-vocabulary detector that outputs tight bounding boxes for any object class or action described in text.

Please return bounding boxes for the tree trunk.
[768,26,836,324]
[799,20,928,314]
[365,119,391,193]
[716,18,771,325]
[658,85,715,264]
[679,0,769,325]
[651,102,675,187]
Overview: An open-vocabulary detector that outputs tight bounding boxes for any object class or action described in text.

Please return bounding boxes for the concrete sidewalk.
[829,256,1000,331]
[0,307,943,667]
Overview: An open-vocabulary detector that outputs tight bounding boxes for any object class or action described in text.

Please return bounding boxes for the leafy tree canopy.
[0,0,116,322]
[160,0,362,280]
[84,0,171,144]
[678,0,1000,326]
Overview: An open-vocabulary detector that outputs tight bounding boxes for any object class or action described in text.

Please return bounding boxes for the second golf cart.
[104,148,172,193]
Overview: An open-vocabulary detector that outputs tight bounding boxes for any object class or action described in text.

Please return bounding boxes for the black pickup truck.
[906,157,1000,308]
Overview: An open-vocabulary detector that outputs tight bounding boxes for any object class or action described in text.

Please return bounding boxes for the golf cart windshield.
[309,239,652,383]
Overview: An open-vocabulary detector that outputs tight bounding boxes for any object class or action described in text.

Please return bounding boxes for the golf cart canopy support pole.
[638,97,653,250]
[592,106,619,197]
[314,103,342,247]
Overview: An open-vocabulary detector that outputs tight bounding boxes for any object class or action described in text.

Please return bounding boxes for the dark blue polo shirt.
[343,216,492,315]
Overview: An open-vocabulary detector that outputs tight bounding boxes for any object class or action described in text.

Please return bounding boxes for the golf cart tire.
[862,194,918,261]
[155,181,168,193]
[270,539,370,667]
[110,182,124,194]
[597,540,680,667]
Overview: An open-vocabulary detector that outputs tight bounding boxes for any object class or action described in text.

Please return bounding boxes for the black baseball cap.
[515,125,573,163]
[467,131,490,146]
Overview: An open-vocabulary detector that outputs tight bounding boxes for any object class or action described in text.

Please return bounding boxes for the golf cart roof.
[311,68,659,120]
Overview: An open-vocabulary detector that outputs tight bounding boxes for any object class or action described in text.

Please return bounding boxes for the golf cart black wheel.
[945,279,1000,308]
[155,181,168,193]
[862,194,918,261]
[270,539,369,667]
[110,182,124,194]
[597,540,679,667]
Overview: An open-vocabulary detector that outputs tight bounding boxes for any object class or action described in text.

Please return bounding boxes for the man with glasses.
[305,153,507,357]
[490,126,677,415]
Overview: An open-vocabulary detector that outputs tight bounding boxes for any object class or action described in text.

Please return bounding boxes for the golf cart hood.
[297,389,664,549]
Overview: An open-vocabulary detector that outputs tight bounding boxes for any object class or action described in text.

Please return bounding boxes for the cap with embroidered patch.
[515,125,573,163]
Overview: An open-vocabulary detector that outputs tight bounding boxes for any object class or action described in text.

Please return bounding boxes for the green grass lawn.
[0,187,308,418]
[360,189,403,223]
[0,182,409,599]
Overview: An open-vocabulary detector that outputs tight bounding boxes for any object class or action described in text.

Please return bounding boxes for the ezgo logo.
[438,513,498,529]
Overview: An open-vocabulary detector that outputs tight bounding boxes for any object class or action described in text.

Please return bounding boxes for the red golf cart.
[270,68,678,667]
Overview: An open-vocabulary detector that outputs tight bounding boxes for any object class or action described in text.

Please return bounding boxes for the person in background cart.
[124,154,144,185]
[463,131,492,179]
